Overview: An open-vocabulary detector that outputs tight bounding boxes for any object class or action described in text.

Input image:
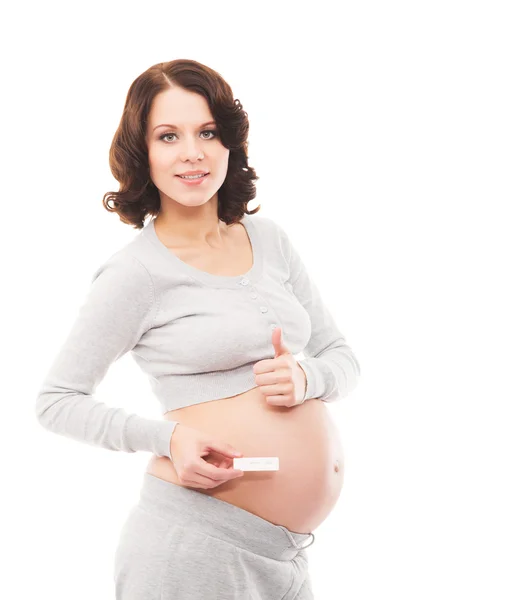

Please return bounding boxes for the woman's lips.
[175,173,210,186]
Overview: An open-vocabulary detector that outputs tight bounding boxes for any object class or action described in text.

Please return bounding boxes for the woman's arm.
[35,251,178,458]
[275,221,361,402]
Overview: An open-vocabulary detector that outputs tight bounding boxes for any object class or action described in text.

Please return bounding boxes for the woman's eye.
[159,130,218,143]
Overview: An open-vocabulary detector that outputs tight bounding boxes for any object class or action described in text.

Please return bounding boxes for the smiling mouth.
[176,173,209,179]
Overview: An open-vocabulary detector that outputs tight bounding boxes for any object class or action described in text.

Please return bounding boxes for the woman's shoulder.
[89,241,152,289]
[243,212,286,238]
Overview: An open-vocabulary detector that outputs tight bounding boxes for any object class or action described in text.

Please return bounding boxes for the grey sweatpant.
[114,472,316,599]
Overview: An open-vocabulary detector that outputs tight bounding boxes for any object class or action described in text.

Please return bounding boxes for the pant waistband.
[138,473,315,561]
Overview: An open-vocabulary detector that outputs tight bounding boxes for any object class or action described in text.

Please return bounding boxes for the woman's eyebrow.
[153,121,216,132]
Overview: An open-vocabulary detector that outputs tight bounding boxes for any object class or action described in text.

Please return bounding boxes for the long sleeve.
[276,222,361,402]
[35,251,178,459]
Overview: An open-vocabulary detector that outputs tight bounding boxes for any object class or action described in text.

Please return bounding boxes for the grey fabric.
[114,473,315,599]
[35,213,360,461]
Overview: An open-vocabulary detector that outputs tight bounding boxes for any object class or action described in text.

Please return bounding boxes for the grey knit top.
[35,213,360,460]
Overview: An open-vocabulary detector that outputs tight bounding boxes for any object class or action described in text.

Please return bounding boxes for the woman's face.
[145,86,230,208]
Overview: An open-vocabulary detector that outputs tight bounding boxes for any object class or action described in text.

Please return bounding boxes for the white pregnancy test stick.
[233,457,279,471]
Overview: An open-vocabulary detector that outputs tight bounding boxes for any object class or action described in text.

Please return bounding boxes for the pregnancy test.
[233,457,279,471]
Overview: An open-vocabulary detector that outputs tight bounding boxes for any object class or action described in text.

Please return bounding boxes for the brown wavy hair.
[102,59,261,230]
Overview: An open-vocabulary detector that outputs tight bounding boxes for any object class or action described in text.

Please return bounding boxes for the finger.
[206,442,244,460]
[265,396,284,405]
[181,466,225,488]
[266,395,293,407]
[255,369,291,386]
[207,449,234,464]
[209,457,231,469]
[253,358,278,374]
[198,460,243,482]
[260,382,292,396]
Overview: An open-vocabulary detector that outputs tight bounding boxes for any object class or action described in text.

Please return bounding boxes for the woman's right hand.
[169,424,245,489]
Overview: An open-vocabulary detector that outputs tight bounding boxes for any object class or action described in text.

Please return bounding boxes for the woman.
[35,58,361,600]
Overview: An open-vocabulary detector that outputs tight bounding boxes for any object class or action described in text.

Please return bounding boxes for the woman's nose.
[180,137,203,162]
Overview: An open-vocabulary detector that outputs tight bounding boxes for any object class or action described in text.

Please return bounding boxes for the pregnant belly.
[145,385,344,534]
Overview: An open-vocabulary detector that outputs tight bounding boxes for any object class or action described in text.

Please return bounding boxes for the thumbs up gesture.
[252,327,307,407]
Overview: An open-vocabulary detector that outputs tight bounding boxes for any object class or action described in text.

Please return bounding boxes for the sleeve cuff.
[155,420,179,460]
[124,416,179,459]
[297,357,320,401]
[296,357,340,402]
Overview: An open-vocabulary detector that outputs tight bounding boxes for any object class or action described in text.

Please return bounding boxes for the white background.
[2,1,513,598]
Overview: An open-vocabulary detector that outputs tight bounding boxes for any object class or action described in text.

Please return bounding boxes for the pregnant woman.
[35,58,360,600]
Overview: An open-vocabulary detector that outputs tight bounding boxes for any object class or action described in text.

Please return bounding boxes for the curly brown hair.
[102,59,261,230]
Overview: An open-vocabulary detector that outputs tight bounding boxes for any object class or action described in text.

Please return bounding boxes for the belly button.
[334,461,340,473]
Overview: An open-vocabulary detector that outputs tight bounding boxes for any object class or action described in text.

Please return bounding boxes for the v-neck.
[141,214,264,288]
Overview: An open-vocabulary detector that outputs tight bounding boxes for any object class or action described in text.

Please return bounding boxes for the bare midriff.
[145,385,344,534]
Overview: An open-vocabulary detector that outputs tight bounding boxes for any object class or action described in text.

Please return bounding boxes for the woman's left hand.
[253,327,307,407]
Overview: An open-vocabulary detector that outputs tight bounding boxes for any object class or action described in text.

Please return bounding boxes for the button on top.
[240,278,249,286]
[260,306,268,313]
[250,292,258,299]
